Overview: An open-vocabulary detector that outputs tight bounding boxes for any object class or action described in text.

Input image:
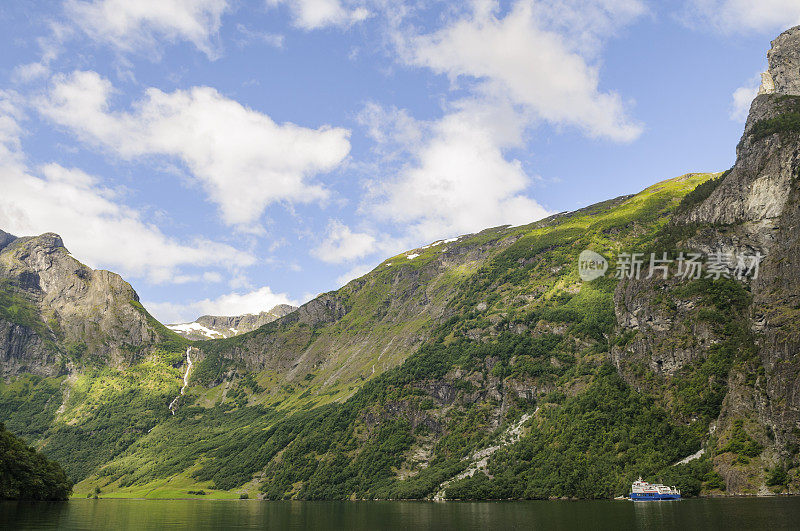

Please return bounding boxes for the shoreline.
[63,493,799,502]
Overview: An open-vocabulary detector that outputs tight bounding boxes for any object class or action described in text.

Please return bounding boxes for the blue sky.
[0,0,798,323]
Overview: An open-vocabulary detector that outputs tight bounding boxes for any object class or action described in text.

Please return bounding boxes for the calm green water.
[2,498,799,530]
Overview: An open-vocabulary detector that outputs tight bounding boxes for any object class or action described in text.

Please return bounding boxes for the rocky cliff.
[612,25,800,494]
[0,230,171,377]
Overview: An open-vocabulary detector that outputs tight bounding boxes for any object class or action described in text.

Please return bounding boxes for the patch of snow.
[167,322,222,338]
[419,238,458,251]
[229,327,238,333]
[406,253,419,259]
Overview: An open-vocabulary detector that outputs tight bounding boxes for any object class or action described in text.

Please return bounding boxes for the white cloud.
[405,0,644,142]
[266,0,369,30]
[11,63,50,84]
[64,0,230,58]
[0,94,254,284]
[0,163,255,284]
[144,286,299,323]
[311,219,377,263]
[304,1,644,264]
[0,92,25,154]
[38,70,351,229]
[172,271,224,284]
[683,0,800,34]
[235,23,284,48]
[528,0,648,56]
[339,1,646,249]
[367,98,550,242]
[357,102,423,160]
[730,73,761,122]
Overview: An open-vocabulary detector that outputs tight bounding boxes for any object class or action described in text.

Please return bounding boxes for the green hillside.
[6,172,751,500]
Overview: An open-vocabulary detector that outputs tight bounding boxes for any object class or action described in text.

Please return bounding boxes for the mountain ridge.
[167,304,298,340]
[2,26,800,501]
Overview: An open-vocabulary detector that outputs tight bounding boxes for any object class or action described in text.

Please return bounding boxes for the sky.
[0,0,799,324]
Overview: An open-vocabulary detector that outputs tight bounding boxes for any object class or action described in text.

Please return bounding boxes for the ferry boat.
[629,477,681,501]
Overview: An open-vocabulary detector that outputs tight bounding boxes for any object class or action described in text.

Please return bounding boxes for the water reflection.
[1,497,798,530]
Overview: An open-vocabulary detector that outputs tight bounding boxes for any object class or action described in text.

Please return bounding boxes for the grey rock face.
[0,319,58,377]
[0,231,164,377]
[684,91,799,229]
[613,27,800,492]
[767,26,800,96]
[198,304,297,332]
[0,230,16,252]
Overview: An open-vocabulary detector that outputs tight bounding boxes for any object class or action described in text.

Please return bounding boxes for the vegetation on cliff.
[12,172,726,500]
[0,168,796,499]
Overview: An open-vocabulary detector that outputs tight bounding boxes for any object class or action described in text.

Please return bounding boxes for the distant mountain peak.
[167,304,298,340]
[0,229,168,377]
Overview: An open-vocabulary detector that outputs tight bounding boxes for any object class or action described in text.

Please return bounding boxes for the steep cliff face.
[613,26,800,494]
[0,231,169,376]
[762,26,800,97]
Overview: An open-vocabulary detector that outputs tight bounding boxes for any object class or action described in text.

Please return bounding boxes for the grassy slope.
[51,173,717,499]
[189,231,512,409]
[4,173,738,499]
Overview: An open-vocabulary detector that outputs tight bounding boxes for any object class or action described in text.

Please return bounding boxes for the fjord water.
[3,498,800,530]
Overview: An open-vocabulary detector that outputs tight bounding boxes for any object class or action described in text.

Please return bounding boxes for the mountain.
[1,26,800,501]
[167,305,298,340]
[611,25,800,494]
[0,230,178,378]
[1,173,718,499]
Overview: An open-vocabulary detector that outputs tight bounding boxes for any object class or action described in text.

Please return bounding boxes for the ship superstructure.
[629,477,681,500]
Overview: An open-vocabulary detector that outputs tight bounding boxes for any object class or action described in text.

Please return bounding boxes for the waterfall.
[168,347,193,415]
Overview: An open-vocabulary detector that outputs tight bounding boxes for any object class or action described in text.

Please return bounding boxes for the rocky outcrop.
[682,27,800,461]
[765,26,800,96]
[612,26,800,493]
[0,231,165,377]
[0,319,57,376]
[0,230,15,252]
[686,27,800,230]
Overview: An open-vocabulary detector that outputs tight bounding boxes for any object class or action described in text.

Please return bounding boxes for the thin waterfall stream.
[168,347,193,415]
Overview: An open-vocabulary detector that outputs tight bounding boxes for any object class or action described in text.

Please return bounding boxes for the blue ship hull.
[630,492,681,501]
